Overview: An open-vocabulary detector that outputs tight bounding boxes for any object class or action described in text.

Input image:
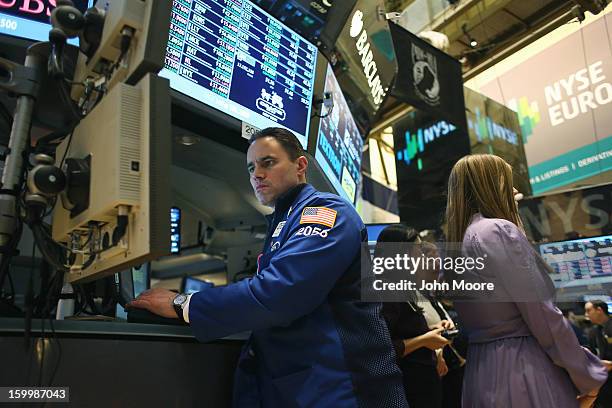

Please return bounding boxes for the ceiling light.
[470,39,478,47]
[176,134,201,146]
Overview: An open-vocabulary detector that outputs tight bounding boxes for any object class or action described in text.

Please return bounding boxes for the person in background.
[585,300,612,408]
[445,154,607,408]
[129,128,408,407]
[561,308,588,346]
[416,241,465,408]
[376,224,450,408]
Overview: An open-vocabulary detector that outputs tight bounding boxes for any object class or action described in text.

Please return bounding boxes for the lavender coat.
[454,214,608,407]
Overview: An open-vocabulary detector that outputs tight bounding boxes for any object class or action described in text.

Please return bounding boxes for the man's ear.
[296,156,308,177]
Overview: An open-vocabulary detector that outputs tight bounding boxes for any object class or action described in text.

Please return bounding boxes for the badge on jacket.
[272,221,286,238]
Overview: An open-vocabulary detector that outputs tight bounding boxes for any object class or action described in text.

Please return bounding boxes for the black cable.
[0,218,23,290]
[6,270,15,300]
[30,223,68,272]
[58,130,74,171]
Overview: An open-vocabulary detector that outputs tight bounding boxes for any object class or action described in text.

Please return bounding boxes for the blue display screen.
[161,0,318,148]
[0,1,93,44]
[315,64,363,205]
[183,276,214,294]
[170,207,181,254]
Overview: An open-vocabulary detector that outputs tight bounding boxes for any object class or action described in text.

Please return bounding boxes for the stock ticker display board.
[315,64,364,206]
[539,235,612,288]
[162,0,318,148]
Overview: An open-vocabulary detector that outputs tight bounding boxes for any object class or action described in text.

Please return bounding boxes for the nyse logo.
[507,97,540,144]
[348,10,386,106]
[396,120,456,171]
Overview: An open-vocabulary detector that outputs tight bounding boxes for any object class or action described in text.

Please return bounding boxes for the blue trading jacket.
[189,184,407,408]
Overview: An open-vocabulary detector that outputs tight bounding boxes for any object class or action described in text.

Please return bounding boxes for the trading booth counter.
[0,318,246,407]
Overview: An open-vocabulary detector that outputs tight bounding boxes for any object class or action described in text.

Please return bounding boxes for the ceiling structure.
[376,0,597,125]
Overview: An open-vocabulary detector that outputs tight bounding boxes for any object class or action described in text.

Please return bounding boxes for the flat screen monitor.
[539,235,612,288]
[366,223,395,245]
[161,0,318,149]
[170,206,181,254]
[314,63,364,205]
[0,1,93,44]
[115,263,151,319]
[182,275,214,295]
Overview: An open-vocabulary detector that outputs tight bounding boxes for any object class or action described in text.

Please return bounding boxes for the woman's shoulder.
[466,214,523,242]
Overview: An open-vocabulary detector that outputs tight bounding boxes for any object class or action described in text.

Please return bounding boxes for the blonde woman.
[445,155,607,408]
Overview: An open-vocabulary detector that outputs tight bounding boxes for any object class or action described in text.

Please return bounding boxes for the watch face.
[174,294,187,306]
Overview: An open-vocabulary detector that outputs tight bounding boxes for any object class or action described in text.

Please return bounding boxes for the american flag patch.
[300,207,337,228]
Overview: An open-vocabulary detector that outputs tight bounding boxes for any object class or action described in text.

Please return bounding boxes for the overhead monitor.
[170,206,181,254]
[161,0,318,148]
[393,110,471,230]
[539,235,612,288]
[464,87,531,196]
[314,63,364,205]
[0,1,94,44]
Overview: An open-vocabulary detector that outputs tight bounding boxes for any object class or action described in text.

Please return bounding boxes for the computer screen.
[539,235,612,288]
[314,64,364,205]
[170,206,181,254]
[115,263,151,319]
[161,0,318,148]
[182,275,214,295]
[251,0,329,44]
[0,1,93,44]
[366,223,396,245]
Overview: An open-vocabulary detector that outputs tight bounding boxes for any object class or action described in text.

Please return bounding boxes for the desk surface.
[0,317,248,341]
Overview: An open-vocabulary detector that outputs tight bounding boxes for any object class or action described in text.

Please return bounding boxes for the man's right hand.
[602,360,612,372]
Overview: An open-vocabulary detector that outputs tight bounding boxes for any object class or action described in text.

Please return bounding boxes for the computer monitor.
[170,206,181,254]
[51,74,172,284]
[313,63,364,206]
[115,263,151,319]
[0,0,93,44]
[160,0,318,149]
[366,223,397,246]
[539,235,612,288]
[181,275,214,295]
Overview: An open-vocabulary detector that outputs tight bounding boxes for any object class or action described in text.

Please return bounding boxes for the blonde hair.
[445,154,523,242]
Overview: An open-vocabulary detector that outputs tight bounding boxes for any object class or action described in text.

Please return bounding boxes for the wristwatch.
[173,293,188,323]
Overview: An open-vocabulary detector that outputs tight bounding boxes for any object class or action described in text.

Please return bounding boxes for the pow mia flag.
[412,43,440,107]
[389,22,467,132]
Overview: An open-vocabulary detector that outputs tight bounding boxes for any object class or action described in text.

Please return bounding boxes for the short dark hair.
[249,127,305,161]
[590,300,610,316]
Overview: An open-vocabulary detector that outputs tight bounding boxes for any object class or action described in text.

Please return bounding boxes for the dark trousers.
[595,375,612,408]
[442,366,464,408]
[400,362,442,408]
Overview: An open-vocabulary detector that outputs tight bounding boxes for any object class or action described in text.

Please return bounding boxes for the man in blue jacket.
[130,127,407,407]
